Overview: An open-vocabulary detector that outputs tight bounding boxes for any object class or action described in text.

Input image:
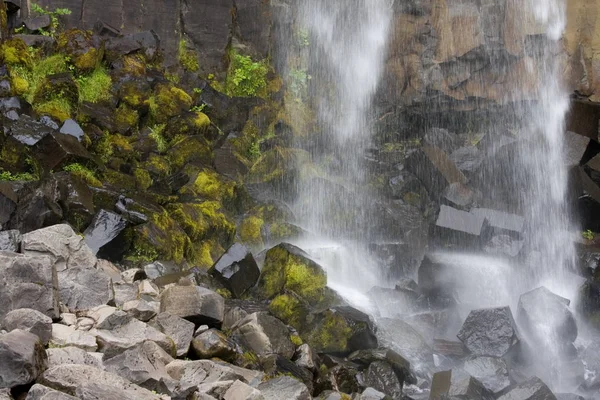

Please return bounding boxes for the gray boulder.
[231,312,295,360]
[430,369,494,400]
[0,329,47,388]
[166,360,243,387]
[50,324,97,352]
[160,285,225,326]
[223,380,263,400]
[58,267,114,312]
[46,346,103,369]
[0,389,10,400]
[0,252,59,320]
[26,384,79,399]
[457,306,519,357]
[113,282,139,307]
[2,308,53,345]
[123,299,159,322]
[149,313,195,357]
[258,376,311,400]
[191,328,237,360]
[0,230,20,252]
[360,387,389,400]
[363,361,403,399]
[496,377,557,400]
[463,356,511,393]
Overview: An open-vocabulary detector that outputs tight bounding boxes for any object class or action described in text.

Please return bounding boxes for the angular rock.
[347,348,411,382]
[294,344,315,370]
[443,182,478,207]
[496,377,557,400]
[555,395,584,400]
[6,114,54,146]
[223,380,263,400]
[123,299,159,322]
[360,387,388,400]
[21,224,97,270]
[58,267,113,311]
[258,376,311,400]
[230,312,295,360]
[26,384,79,400]
[0,183,17,227]
[192,328,237,361]
[430,369,494,400]
[518,287,577,344]
[0,329,47,388]
[463,356,511,393]
[113,282,139,308]
[166,360,243,387]
[33,132,92,170]
[46,347,103,369]
[160,285,225,326]
[0,389,10,400]
[38,364,162,399]
[0,252,59,320]
[59,119,84,142]
[376,318,433,373]
[457,306,519,357]
[50,324,97,352]
[363,361,403,399]
[0,230,20,252]
[483,234,524,258]
[470,208,524,237]
[2,308,53,345]
[450,146,484,173]
[261,354,313,393]
[83,210,128,255]
[432,205,487,249]
[149,313,195,357]
[209,243,260,298]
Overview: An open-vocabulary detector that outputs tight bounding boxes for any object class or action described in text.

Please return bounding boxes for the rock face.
[0,329,47,388]
[231,312,295,359]
[457,306,520,357]
[160,285,225,326]
[209,243,260,298]
[463,356,511,394]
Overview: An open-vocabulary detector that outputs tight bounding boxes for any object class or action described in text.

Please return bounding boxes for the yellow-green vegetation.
[167,136,213,170]
[238,215,264,247]
[114,104,139,131]
[216,288,232,299]
[120,81,148,108]
[290,334,303,347]
[133,168,152,190]
[9,53,67,102]
[119,55,146,77]
[148,84,193,124]
[225,51,268,97]
[193,169,236,202]
[77,66,112,103]
[268,293,309,328]
[36,98,72,122]
[193,111,210,129]
[0,170,36,181]
[168,201,235,242]
[129,212,191,263]
[57,29,103,72]
[144,154,170,176]
[149,124,168,153]
[583,230,596,241]
[306,310,352,353]
[63,163,102,187]
[189,240,224,268]
[178,38,199,72]
[258,244,327,305]
[101,169,137,190]
[30,3,72,37]
[1,38,32,66]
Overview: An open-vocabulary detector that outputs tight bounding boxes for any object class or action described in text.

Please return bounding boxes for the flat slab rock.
[258,375,311,400]
[496,377,557,400]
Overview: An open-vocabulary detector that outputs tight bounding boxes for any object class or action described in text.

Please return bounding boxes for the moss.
[134,168,153,190]
[216,288,232,299]
[108,134,134,153]
[101,168,137,191]
[77,66,112,103]
[9,54,69,102]
[10,73,29,95]
[225,51,268,97]
[120,55,146,77]
[193,169,236,202]
[120,81,148,108]
[63,163,102,187]
[1,38,31,66]
[35,98,72,122]
[178,39,199,72]
[94,134,113,163]
[144,154,170,177]
[290,335,303,347]
[0,170,37,181]
[268,293,308,328]
[306,310,352,353]
[188,240,225,268]
[149,124,168,153]
[129,212,191,264]
[56,29,103,73]
[148,84,193,124]
[168,201,235,242]
[238,216,264,248]
[167,136,213,170]
[193,111,210,129]
[114,104,139,132]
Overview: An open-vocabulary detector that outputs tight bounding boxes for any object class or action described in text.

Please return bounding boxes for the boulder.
[0,230,20,252]
[431,205,487,249]
[0,329,47,388]
[376,318,433,374]
[0,183,17,227]
[46,346,103,369]
[223,380,263,400]
[165,359,243,387]
[517,287,577,345]
[160,285,225,326]
[21,224,97,270]
[450,146,484,173]
[0,389,10,400]
[258,376,311,400]
[149,313,195,357]
[443,182,478,208]
[122,299,159,322]
[25,384,79,399]
[209,243,260,298]
[363,361,403,399]
[261,354,313,393]
[457,306,519,357]
[33,132,92,171]
[83,210,128,255]
[59,119,84,142]
[496,377,557,400]
[293,343,315,370]
[347,348,411,382]
[463,356,511,393]
[360,388,389,400]
[429,369,494,400]
[58,267,114,311]
[231,312,295,360]
[0,252,59,320]
[2,308,53,345]
[470,208,524,237]
[50,324,97,352]
[6,114,54,146]
[191,328,237,361]
[38,364,162,399]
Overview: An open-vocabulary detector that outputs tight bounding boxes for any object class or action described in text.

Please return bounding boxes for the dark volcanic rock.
[258,375,311,400]
[0,183,17,227]
[463,356,511,393]
[191,328,237,361]
[149,313,195,357]
[6,114,54,146]
[363,360,404,399]
[496,377,557,400]
[517,287,577,345]
[33,132,92,171]
[231,312,295,359]
[83,209,128,255]
[457,306,519,357]
[209,243,260,298]
[430,369,494,400]
[470,208,524,237]
[0,329,47,389]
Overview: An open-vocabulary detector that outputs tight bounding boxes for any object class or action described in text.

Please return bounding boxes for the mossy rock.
[34,72,79,110]
[166,136,213,171]
[178,167,237,205]
[237,203,304,249]
[257,242,330,306]
[162,111,213,142]
[112,54,147,78]
[114,103,139,134]
[117,78,151,110]
[188,239,226,269]
[268,291,310,328]
[167,201,235,245]
[141,154,171,178]
[238,215,265,249]
[100,168,137,191]
[57,29,104,73]
[0,135,30,172]
[148,83,193,124]
[128,212,191,264]
[1,38,32,66]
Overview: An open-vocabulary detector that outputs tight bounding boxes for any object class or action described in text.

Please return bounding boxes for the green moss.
[290,334,303,347]
[9,54,69,102]
[0,170,37,181]
[77,66,112,103]
[1,38,32,66]
[129,212,190,264]
[148,84,193,124]
[192,111,210,129]
[238,216,264,248]
[167,136,213,170]
[216,288,232,299]
[134,168,153,190]
[193,169,236,202]
[149,124,168,153]
[114,104,139,131]
[306,310,352,353]
[35,98,72,122]
[144,154,170,177]
[119,55,146,77]
[168,201,235,242]
[63,163,102,187]
[101,168,137,191]
[188,240,224,268]
[120,81,148,108]
[178,39,199,72]
[225,51,268,97]
[94,134,113,163]
[56,29,103,72]
[269,293,308,328]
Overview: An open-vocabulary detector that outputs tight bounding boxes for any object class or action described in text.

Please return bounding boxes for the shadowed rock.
[160,285,225,327]
[258,375,311,400]
[457,306,519,357]
[430,369,494,400]
[463,356,511,393]
[432,205,487,249]
[209,243,260,298]
[83,210,128,255]
[0,230,20,252]
[2,308,52,345]
[496,377,557,400]
[0,329,47,389]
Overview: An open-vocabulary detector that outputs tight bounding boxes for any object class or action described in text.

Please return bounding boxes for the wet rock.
[231,312,295,359]
[348,348,411,382]
[214,138,249,179]
[2,308,52,345]
[433,339,467,358]
[457,306,519,357]
[470,208,524,237]
[463,356,511,393]
[59,119,84,142]
[363,361,404,399]
[258,375,311,400]
[6,114,54,145]
[209,243,260,298]
[430,369,494,400]
[564,131,592,166]
[33,132,92,170]
[160,285,225,327]
[368,241,424,278]
[517,287,577,345]
[46,347,103,369]
[38,364,162,399]
[450,146,484,173]
[58,267,113,311]
[149,313,195,357]
[50,324,97,352]
[83,210,128,255]
[483,234,524,257]
[223,379,263,400]
[424,128,460,153]
[431,205,487,249]
[580,341,600,389]
[26,384,79,400]
[262,354,314,393]
[191,328,237,361]
[376,318,433,373]
[0,252,59,320]
[0,183,17,227]
[367,286,418,317]
[122,299,159,322]
[0,230,20,252]
[496,376,557,400]
[360,387,389,400]
[0,329,47,388]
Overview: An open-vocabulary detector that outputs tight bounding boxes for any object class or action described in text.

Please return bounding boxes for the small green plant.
[190,104,206,113]
[296,29,310,47]
[178,39,199,72]
[77,66,112,103]
[149,124,168,153]
[63,163,102,187]
[0,170,37,181]
[225,52,268,97]
[192,87,203,95]
[288,68,310,98]
[30,3,72,36]
[583,230,596,241]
